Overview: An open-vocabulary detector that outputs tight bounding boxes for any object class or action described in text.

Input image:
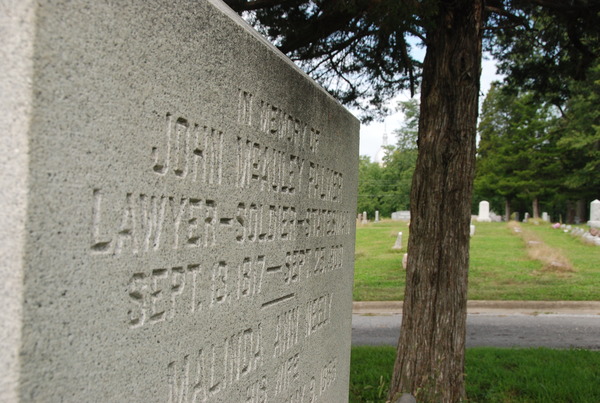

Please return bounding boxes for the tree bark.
[505,198,511,222]
[532,197,540,219]
[389,1,483,402]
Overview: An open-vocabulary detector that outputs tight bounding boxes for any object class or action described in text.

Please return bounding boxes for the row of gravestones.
[1,1,358,401]
[395,200,600,271]
[358,211,382,223]
[476,200,600,225]
[564,200,600,245]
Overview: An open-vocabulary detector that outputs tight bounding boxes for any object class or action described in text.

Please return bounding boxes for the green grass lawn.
[353,220,600,301]
[350,346,600,402]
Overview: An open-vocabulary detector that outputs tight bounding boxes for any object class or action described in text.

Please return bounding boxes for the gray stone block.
[0,0,359,401]
[395,393,417,403]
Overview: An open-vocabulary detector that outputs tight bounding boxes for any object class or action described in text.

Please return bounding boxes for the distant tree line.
[360,59,599,223]
[474,61,600,223]
[357,100,418,218]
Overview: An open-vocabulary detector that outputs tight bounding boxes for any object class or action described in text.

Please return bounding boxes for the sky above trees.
[360,55,503,160]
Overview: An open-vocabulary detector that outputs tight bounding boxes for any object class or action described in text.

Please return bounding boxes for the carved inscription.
[128,256,265,329]
[167,325,263,403]
[238,90,320,154]
[91,190,217,255]
[152,113,223,184]
[236,137,305,194]
[245,376,268,403]
[236,134,343,203]
[166,292,337,401]
[89,102,351,400]
[319,359,337,396]
[304,209,351,238]
[273,306,300,358]
[235,203,298,243]
[306,294,333,338]
[308,162,343,203]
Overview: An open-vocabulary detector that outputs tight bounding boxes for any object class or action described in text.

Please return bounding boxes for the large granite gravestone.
[0,1,359,401]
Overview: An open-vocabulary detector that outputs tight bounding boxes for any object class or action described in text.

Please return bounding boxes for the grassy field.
[350,346,600,402]
[353,220,600,301]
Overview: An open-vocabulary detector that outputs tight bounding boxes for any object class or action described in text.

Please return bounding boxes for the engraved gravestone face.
[0,1,359,401]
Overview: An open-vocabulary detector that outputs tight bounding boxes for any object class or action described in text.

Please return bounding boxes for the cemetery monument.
[0,1,359,401]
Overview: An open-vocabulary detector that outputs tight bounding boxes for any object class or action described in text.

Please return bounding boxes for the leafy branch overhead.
[225,0,599,122]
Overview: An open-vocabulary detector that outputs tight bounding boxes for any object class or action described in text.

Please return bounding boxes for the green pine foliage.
[555,62,600,199]
[475,83,562,217]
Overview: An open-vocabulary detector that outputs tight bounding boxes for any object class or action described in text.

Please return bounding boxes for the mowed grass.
[353,220,600,301]
[350,346,600,402]
[353,221,409,301]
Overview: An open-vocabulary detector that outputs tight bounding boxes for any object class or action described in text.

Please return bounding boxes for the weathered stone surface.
[392,232,403,250]
[0,1,359,401]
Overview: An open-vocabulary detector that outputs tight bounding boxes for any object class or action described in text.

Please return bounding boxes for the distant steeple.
[374,127,389,166]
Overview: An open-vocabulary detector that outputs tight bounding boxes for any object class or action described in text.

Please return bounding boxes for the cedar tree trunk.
[533,197,540,219]
[389,1,483,402]
[505,198,511,222]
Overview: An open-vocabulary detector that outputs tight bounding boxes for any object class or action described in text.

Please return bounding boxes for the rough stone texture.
[0,2,35,401]
[477,200,491,222]
[0,1,359,401]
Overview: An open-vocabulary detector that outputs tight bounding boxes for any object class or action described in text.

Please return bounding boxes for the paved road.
[352,314,600,349]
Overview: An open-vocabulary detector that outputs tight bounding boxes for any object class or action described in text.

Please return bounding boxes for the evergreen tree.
[357,155,385,217]
[476,83,562,219]
[555,61,600,201]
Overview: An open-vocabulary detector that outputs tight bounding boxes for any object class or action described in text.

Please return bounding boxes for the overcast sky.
[359,55,503,160]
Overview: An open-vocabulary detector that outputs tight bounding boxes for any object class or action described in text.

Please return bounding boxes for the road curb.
[352,301,600,315]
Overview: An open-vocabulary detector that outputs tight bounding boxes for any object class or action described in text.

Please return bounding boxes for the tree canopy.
[475,82,562,218]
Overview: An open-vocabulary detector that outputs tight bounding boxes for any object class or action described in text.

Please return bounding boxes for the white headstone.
[470,225,475,237]
[402,253,408,270]
[392,232,403,250]
[375,210,380,222]
[542,212,549,222]
[589,199,600,229]
[362,211,368,224]
[391,211,411,221]
[477,201,491,222]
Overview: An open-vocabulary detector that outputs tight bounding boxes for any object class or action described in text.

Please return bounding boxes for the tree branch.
[223,0,293,12]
